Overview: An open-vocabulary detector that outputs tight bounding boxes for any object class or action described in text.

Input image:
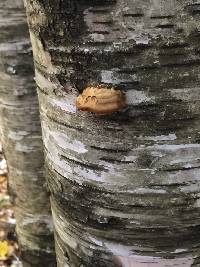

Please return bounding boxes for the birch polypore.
[76,87,126,114]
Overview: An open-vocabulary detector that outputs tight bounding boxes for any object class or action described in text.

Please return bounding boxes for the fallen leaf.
[0,241,9,258]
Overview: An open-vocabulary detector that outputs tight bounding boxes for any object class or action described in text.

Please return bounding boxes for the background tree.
[0,0,55,266]
[25,0,200,266]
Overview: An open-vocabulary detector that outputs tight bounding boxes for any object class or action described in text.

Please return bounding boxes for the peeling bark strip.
[0,0,55,266]
[25,0,200,266]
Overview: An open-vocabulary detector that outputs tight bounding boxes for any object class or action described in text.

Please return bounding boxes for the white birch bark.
[0,0,55,266]
[25,0,200,266]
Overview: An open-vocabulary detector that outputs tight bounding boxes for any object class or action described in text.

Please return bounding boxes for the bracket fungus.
[76,86,126,115]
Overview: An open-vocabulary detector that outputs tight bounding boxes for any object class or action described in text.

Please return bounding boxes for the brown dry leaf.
[0,180,7,194]
[0,177,6,185]
[0,231,5,240]
[8,243,15,256]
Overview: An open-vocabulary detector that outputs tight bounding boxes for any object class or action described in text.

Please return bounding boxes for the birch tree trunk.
[25,0,200,266]
[0,0,55,266]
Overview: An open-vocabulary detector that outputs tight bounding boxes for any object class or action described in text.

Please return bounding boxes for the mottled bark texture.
[25,0,200,266]
[0,0,55,266]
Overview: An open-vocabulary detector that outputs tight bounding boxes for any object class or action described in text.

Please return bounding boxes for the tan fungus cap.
[76,86,126,115]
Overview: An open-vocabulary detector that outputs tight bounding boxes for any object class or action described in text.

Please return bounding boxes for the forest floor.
[0,144,22,267]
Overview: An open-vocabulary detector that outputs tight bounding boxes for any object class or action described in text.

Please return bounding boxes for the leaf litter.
[0,143,22,267]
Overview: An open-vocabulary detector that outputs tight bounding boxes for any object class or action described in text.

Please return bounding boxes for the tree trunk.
[25,0,200,266]
[0,0,55,266]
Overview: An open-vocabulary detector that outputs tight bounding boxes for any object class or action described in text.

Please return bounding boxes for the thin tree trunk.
[25,0,200,266]
[0,0,55,266]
